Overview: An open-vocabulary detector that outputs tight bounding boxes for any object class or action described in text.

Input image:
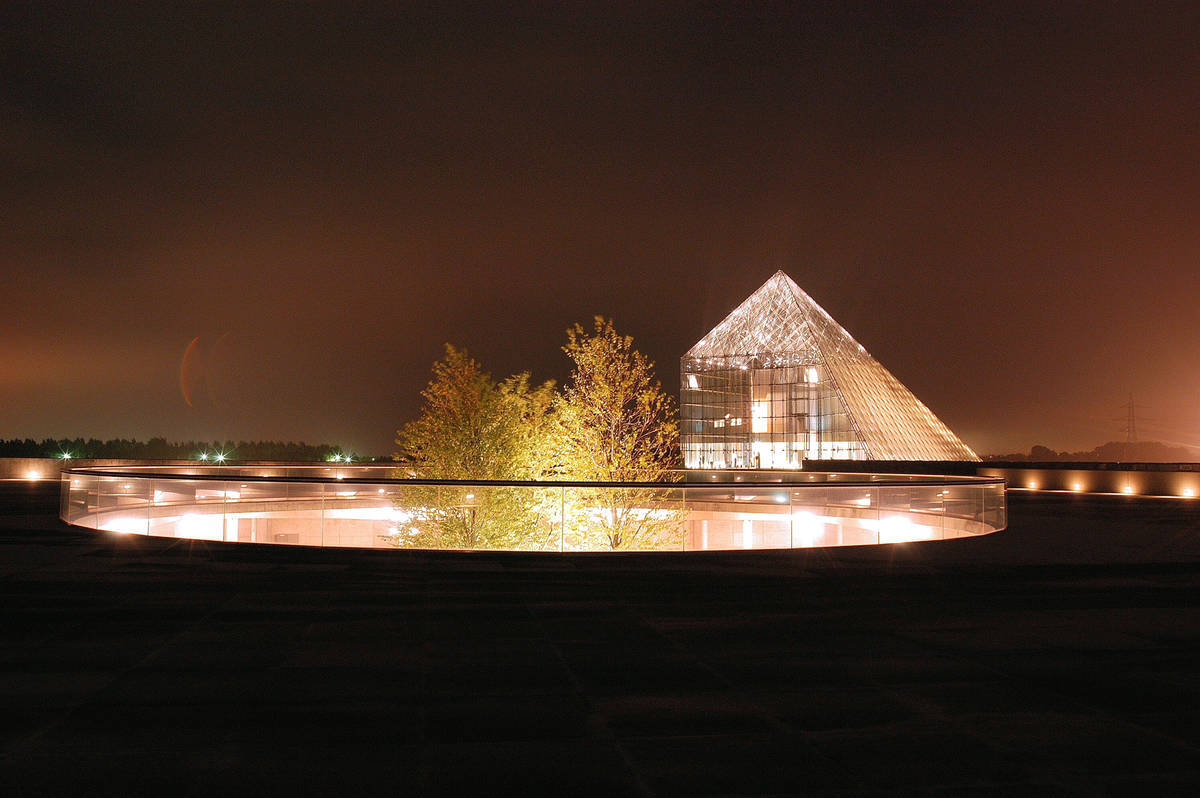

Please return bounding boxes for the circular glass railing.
[60,465,1006,552]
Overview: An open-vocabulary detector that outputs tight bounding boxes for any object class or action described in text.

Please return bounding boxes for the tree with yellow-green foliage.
[392,345,557,550]
[554,317,684,550]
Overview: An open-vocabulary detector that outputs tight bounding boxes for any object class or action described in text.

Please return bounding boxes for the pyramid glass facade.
[681,272,979,468]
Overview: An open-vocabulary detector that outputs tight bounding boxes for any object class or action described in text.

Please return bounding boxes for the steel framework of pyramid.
[680,271,979,467]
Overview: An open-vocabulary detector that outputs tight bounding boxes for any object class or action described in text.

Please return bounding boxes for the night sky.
[4,3,1200,456]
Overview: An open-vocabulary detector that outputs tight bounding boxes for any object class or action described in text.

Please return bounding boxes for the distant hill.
[985,440,1200,463]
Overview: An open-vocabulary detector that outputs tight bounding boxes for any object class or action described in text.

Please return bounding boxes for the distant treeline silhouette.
[986,440,1199,463]
[0,438,362,461]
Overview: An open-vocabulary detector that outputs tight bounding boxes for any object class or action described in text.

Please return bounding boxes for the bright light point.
[122,484,131,490]
[1027,481,1037,490]
[1122,485,1134,494]
[751,401,769,433]
[879,515,935,544]
[774,493,787,504]
[378,488,386,494]
[98,517,147,535]
[198,453,208,460]
[58,452,72,460]
[792,511,823,546]
[214,453,226,462]
[24,470,41,481]
[177,513,223,541]
[1183,488,1195,498]
[1071,483,1083,492]
[465,493,474,500]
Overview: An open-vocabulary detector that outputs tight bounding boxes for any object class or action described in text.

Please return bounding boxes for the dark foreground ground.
[1,482,1198,796]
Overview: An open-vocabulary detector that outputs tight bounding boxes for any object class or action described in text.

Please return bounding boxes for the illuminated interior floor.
[88,502,992,550]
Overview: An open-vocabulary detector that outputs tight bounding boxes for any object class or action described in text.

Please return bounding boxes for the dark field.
[2,481,1198,796]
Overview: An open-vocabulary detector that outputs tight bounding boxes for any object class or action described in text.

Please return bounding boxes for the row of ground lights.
[1022,480,1195,498]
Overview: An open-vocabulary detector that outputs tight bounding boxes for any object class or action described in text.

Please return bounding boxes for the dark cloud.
[3,2,1200,454]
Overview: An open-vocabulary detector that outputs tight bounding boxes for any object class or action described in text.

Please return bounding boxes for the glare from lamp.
[791,511,823,546]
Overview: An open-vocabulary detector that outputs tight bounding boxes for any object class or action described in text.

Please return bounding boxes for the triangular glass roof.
[684,271,978,461]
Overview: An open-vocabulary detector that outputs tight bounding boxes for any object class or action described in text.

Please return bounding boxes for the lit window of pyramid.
[680,271,979,467]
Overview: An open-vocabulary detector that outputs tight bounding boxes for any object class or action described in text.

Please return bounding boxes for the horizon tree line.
[0,438,354,462]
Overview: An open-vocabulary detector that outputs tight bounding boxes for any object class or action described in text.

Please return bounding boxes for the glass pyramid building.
[681,271,979,468]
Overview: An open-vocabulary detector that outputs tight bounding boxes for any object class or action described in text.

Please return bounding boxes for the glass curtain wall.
[681,271,978,468]
[681,358,863,469]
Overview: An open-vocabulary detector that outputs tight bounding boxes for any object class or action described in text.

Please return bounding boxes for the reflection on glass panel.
[210,481,301,545]
[788,487,839,548]
[65,473,98,528]
[459,486,562,551]
[95,475,151,535]
[983,482,1007,535]
[562,486,686,551]
[878,486,944,543]
[941,485,985,539]
[382,483,444,548]
[684,487,789,550]
[259,482,323,546]
[824,486,879,546]
[59,473,71,520]
[318,482,406,549]
[147,478,225,540]
[376,484,562,552]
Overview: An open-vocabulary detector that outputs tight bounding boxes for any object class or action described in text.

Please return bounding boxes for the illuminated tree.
[555,317,684,550]
[392,345,557,549]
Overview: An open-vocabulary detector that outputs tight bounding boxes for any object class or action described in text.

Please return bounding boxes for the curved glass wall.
[60,465,1005,552]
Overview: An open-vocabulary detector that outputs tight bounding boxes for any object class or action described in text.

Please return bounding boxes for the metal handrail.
[61,465,1004,490]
